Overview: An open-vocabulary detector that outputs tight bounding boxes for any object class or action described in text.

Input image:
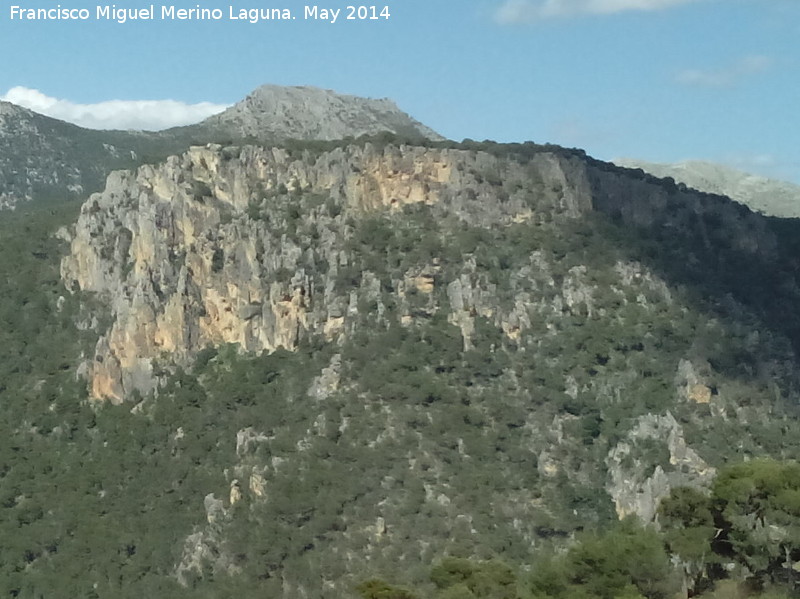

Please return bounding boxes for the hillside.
[614,158,800,218]
[1,135,800,597]
[0,101,144,208]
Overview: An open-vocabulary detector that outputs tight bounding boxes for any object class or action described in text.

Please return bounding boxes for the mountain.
[0,85,442,210]
[193,84,444,142]
[17,137,795,597]
[0,101,140,208]
[614,158,800,218]
[2,88,800,597]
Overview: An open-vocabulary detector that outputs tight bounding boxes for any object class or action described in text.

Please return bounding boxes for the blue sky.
[0,0,798,182]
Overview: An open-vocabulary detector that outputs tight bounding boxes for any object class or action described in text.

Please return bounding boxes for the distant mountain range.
[615,158,800,218]
[0,85,441,209]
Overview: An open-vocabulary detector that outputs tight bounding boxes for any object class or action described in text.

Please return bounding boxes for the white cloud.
[494,0,701,23]
[675,55,773,88]
[0,87,229,131]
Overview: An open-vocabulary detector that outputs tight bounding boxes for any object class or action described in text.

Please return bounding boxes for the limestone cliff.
[61,143,585,401]
[62,140,787,403]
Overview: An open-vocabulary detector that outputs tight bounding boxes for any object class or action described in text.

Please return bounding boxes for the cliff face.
[61,143,582,401]
[61,142,784,405]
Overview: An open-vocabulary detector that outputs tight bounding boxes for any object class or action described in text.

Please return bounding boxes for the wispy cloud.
[0,87,229,131]
[675,55,773,88]
[494,0,701,23]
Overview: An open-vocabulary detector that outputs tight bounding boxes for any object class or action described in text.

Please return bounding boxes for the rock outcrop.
[62,143,581,401]
[605,412,716,523]
[61,140,788,402]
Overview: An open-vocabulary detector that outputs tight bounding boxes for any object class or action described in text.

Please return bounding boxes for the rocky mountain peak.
[200,84,443,141]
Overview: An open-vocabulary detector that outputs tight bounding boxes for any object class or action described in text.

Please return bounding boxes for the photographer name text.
[8,4,391,24]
